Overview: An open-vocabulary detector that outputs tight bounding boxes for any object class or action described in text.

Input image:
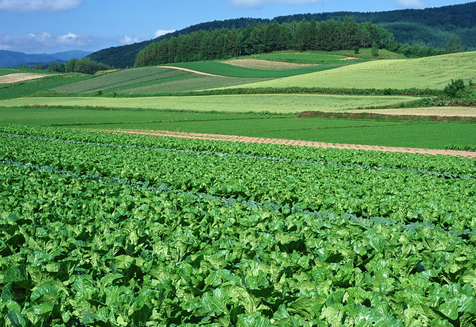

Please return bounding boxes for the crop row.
[2,160,476,326]
[1,124,474,176]
[1,131,475,230]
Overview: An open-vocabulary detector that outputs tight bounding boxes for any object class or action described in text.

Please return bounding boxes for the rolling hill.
[49,51,476,96]
[226,51,476,90]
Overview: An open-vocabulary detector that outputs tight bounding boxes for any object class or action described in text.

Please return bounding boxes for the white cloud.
[396,0,427,9]
[226,0,322,8]
[119,35,150,45]
[0,31,100,53]
[119,29,176,45]
[154,29,176,38]
[0,0,81,13]
[0,29,178,54]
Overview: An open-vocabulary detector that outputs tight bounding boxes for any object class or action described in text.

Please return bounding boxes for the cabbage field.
[1,125,476,326]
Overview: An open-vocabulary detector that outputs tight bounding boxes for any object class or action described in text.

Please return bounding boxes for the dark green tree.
[48,61,59,72]
[342,17,358,49]
[445,36,465,53]
[294,19,310,51]
[65,58,77,73]
[250,22,265,54]
[371,42,379,57]
[444,79,465,97]
[167,37,178,63]
[263,20,280,52]
[224,26,240,58]
[277,23,292,51]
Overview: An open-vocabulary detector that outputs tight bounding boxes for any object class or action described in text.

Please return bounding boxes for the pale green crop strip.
[0,94,421,113]
[2,132,473,180]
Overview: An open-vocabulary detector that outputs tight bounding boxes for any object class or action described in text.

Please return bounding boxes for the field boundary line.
[112,129,476,158]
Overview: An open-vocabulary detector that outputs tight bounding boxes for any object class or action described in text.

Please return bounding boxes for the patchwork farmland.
[1,50,476,325]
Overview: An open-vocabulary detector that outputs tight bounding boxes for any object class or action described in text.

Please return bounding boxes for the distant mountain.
[88,1,476,69]
[0,50,92,68]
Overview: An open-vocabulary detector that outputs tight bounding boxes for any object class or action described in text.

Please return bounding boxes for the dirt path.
[110,129,476,158]
[156,66,226,77]
[0,73,47,84]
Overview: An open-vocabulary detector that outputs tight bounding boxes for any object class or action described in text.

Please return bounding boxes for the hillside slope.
[226,51,476,90]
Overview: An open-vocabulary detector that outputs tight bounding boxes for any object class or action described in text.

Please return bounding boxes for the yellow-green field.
[227,51,476,90]
[0,94,420,113]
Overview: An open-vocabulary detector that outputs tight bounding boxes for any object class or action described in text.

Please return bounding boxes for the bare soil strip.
[0,73,47,84]
[110,129,476,158]
[156,66,225,77]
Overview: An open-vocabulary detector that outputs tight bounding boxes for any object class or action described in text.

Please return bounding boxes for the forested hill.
[275,2,476,49]
[87,2,476,68]
[87,18,268,69]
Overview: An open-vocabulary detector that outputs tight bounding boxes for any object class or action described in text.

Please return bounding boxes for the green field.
[0,94,420,113]
[249,52,349,63]
[1,125,476,326]
[0,67,58,76]
[163,59,357,78]
[1,107,475,149]
[30,51,403,96]
[247,50,406,64]
[0,73,92,100]
[86,119,476,149]
[162,61,324,77]
[0,107,261,126]
[1,51,475,150]
[231,51,476,90]
[52,67,270,95]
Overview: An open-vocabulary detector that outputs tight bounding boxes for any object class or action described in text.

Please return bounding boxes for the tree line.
[134,17,459,67]
[135,18,400,66]
[47,58,110,74]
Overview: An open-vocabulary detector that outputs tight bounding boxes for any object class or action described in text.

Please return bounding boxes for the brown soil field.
[0,73,46,84]
[223,58,315,70]
[107,129,476,159]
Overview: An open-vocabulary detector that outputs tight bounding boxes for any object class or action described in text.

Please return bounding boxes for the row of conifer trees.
[135,18,399,66]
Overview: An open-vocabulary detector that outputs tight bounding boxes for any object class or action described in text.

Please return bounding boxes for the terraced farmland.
[1,124,476,326]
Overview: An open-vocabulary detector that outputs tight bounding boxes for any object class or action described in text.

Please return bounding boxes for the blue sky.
[0,0,471,54]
